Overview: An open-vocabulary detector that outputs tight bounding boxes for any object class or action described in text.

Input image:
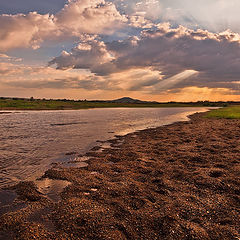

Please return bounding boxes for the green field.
[205,105,240,119]
[2,98,240,118]
[0,98,218,110]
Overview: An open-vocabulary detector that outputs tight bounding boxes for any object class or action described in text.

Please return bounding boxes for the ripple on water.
[0,107,213,189]
[0,190,27,216]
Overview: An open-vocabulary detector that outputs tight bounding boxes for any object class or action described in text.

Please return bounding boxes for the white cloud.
[113,0,161,21]
[49,39,114,70]
[56,0,127,36]
[133,0,162,20]
[0,0,126,52]
[129,15,153,28]
[0,12,56,51]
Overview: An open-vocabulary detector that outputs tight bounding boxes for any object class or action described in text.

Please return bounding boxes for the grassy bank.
[0,98,220,110]
[205,105,240,119]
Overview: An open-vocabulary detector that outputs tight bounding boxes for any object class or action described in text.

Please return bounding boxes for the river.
[0,107,211,188]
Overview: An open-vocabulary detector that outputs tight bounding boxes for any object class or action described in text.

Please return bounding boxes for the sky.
[1,0,240,101]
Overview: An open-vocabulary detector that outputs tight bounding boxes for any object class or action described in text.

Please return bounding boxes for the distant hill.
[110,97,158,104]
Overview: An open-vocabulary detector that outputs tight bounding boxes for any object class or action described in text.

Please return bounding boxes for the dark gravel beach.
[0,112,239,239]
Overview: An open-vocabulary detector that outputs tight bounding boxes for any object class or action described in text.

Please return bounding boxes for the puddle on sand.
[35,178,71,202]
[61,161,88,168]
[93,141,123,153]
[53,161,89,169]
[76,156,91,161]
[89,142,113,153]
[0,190,27,216]
[52,155,90,169]
[99,142,112,149]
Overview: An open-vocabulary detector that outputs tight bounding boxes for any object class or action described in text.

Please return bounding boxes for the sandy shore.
[0,112,239,239]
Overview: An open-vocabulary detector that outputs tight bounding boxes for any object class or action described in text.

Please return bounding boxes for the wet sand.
[0,112,239,239]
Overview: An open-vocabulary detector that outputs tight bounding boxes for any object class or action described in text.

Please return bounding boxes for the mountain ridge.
[110,97,158,104]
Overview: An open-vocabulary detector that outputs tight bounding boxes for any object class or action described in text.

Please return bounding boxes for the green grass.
[205,105,240,119]
[2,98,239,118]
[0,99,213,110]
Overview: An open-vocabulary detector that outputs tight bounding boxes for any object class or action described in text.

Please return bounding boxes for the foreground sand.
[0,112,239,239]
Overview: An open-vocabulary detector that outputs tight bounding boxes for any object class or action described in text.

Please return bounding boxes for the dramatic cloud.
[0,12,55,51]
[0,0,126,51]
[2,0,240,101]
[56,0,126,36]
[0,61,162,93]
[1,60,240,102]
[49,23,240,93]
[49,39,114,70]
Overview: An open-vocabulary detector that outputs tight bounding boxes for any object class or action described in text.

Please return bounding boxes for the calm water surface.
[0,107,210,188]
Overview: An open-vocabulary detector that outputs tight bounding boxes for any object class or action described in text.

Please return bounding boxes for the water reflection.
[0,107,211,188]
[35,178,70,202]
[0,189,27,216]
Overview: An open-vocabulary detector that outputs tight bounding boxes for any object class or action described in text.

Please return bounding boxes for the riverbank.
[0,112,239,239]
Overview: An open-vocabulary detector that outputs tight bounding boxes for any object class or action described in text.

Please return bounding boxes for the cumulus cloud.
[0,12,56,51]
[3,0,240,100]
[0,0,126,51]
[56,0,127,36]
[128,15,153,28]
[49,23,240,93]
[133,0,162,20]
[49,39,114,70]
